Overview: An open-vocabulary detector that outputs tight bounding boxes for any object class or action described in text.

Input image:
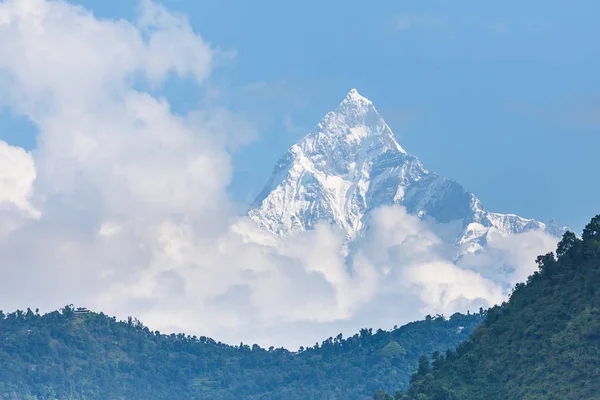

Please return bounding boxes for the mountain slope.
[397,215,600,400]
[0,307,481,400]
[249,89,566,257]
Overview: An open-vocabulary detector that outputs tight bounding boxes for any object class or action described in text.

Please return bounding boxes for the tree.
[0,306,481,400]
[60,304,74,318]
[535,252,556,275]
[582,214,600,240]
[373,389,393,400]
[556,231,580,257]
[417,355,430,376]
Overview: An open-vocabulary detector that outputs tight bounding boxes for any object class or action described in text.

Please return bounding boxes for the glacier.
[248,89,567,257]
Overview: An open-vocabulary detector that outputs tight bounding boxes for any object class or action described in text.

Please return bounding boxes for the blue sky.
[3,0,600,231]
[1,0,598,347]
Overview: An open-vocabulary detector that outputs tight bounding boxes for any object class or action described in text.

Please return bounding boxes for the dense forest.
[0,305,481,399]
[380,215,600,400]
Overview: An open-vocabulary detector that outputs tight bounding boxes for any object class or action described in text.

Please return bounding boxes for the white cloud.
[0,0,560,350]
[457,229,558,290]
[0,140,38,216]
[354,206,506,317]
[0,140,39,237]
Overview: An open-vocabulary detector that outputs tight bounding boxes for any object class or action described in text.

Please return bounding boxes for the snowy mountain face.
[248,89,567,256]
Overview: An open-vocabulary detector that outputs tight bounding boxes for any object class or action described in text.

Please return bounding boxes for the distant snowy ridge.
[249,89,567,256]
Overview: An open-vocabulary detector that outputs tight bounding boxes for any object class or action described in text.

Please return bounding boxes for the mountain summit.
[249,89,566,256]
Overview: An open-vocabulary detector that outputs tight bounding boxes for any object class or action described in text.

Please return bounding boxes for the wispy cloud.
[506,96,600,128]
[393,13,450,33]
[565,105,600,127]
[282,113,305,135]
[239,80,313,110]
[393,13,546,40]
[487,20,513,37]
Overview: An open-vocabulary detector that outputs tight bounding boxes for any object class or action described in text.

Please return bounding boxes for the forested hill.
[0,305,481,399]
[391,215,600,400]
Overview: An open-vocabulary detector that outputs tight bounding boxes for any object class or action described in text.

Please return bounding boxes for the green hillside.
[392,215,600,400]
[0,305,480,399]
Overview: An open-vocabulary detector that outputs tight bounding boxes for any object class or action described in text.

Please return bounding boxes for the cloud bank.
[0,0,558,349]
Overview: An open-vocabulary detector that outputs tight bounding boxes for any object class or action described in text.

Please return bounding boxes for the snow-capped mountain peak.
[337,88,377,120]
[249,89,567,256]
[301,88,406,158]
[343,87,371,104]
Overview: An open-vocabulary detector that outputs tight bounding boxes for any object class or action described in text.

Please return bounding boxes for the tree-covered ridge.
[0,305,481,400]
[390,215,600,400]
